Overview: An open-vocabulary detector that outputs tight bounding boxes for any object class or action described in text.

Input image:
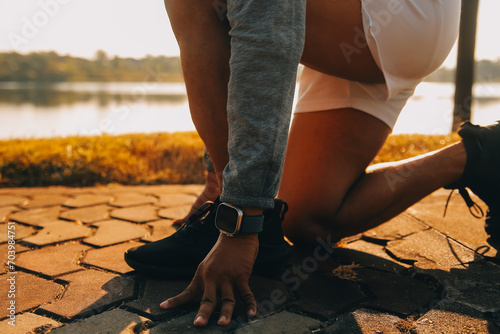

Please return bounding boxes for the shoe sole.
[124,243,292,279]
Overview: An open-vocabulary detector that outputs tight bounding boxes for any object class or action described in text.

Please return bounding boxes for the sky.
[0,0,499,67]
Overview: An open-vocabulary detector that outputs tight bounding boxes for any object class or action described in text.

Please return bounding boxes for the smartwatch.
[215,202,264,237]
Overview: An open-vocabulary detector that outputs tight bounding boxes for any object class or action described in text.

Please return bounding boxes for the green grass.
[0,132,460,187]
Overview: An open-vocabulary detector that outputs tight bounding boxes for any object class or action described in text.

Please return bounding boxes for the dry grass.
[0,131,205,187]
[0,132,460,187]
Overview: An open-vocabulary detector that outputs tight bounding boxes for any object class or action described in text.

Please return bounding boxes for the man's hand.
[160,233,259,327]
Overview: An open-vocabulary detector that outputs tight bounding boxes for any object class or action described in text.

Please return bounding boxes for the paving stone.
[0,206,21,222]
[49,308,150,334]
[22,221,92,247]
[142,219,176,242]
[64,194,113,208]
[149,311,238,334]
[0,221,36,243]
[111,205,159,223]
[9,206,62,226]
[82,241,145,274]
[386,229,476,271]
[413,302,496,334]
[41,270,136,320]
[0,272,62,318]
[0,195,28,207]
[0,243,30,274]
[245,275,292,317]
[110,194,157,207]
[158,205,192,221]
[125,278,193,321]
[356,268,439,316]
[407,188,497,257]
[333,240,411,273]
[0,312,61,333]
[21,194,70,209]
[156,193,197,208]
[59,204,111,224]
[442,261,500,313]
[289,246,340,275]
[16,242,89,278]
[323,309,403,334]
[235,311,322,334]
[362,213,428,242]
[84,220,147,247]
[292,272,364,319]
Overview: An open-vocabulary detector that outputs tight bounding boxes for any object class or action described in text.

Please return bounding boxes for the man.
[125,0,500,327]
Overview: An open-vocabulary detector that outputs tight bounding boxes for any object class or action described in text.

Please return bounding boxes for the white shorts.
[295,0,461,129]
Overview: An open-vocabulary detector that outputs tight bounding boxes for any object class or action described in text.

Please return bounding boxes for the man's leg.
[279,109,466,245]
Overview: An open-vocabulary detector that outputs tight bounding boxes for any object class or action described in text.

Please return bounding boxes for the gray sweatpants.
[219,0,306,209]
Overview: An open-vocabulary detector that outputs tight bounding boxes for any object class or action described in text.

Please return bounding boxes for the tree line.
[1,50,500,83]
[0,50,183,82]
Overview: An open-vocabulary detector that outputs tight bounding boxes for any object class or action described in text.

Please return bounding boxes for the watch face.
[215,203,242,235]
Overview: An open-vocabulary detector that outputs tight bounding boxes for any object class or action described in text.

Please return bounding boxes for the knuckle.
[200,296,217,306]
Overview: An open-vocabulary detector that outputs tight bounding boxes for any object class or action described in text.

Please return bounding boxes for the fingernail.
[247,309,256,317]
[159,300,169,309]
[219,315,227,324]
[194,316,204,325]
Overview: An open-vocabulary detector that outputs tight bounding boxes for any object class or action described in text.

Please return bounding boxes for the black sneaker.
[124,198,291,277]
[445,121,500,243]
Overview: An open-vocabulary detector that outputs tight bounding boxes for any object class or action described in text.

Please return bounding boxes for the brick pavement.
[0,185,499,333]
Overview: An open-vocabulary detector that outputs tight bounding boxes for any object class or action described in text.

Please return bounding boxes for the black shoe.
[124,198,291,277]
[445,121,500,243]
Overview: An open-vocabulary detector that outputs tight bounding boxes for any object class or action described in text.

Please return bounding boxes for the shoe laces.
[444,187,484,218]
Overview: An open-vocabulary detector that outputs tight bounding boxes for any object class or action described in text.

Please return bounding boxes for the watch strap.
[239,214,264,234]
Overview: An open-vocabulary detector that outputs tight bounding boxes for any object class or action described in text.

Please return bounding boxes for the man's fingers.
[194,282,218,327]
[218,283,236,326]
[160,278,202,310]
[236,280,257,317]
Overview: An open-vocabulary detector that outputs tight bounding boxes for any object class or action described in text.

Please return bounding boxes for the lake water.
[1,81,500,140]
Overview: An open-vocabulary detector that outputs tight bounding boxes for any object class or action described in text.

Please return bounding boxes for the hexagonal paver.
[9,206,62,226]
[84,220,147,247]
[0,222,36,243]
[41,270,136,320]
[142,219,176,242]
[110,194,157,207]
[292,272,364,319]
[111,205,159,223]
[156,193,197,208]
[234,311,322,334]
[125,278,192,321]
[362,213,428,242]
[0,206,21,222]
[0,272,62,318]
[158,206,192,221]
[386,229,476,271]
[49,308,150,334]
[356,268,439,316]
[21,195,70,209]
[64,194,113,208]
[407,189,495,257]
[82,241,145,274]
[150,311,238,333]
[413,302,491,334]
[333,240,411,273]
[322,309,403,334]
[22,221,92,247]
[0,195,28,207]
[0,312,61,333]
[59,204,111,224]
[16,242,90,278]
